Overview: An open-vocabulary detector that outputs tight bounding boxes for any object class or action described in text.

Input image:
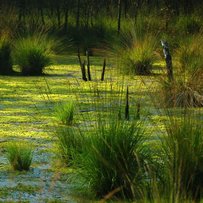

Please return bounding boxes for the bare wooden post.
[161,40,173,81]
[101,59,106,81]
[77,48,82,67]
[117,0,122,34]
[81,61,87,81]
[77,48,87,81]
[125,86,129,120]
[86,50,91,81]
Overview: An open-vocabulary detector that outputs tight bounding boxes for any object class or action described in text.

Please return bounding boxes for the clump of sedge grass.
[14,33,57,76]
[74,119,154,200]
[54,101,75,125]
[0,37,13,75]
[6,142,33,171]
[14,37,50,76]
[56,126,83,166]
[161,114,203,201]
[119,30,158,75]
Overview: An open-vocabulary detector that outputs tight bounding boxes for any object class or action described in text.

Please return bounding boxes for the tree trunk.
[117,0,122,34]
[56,5,61,27]
[125,86,130,120]
[64,8,69,32]
[40,8,45,25]
[76,0,80,28]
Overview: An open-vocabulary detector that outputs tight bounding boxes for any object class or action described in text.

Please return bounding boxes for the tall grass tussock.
[6,142,33,171]
[73,119,155,200]
[161,114,203,201]
[14,36,51,76]
[118,19,159,75]
[56,127,83,166]
[14,32,61,76]
[54,101,75,125]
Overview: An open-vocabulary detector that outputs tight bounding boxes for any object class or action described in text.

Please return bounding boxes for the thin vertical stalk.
[101,59,106,81]
[117,0,122,34]
[125,86,129,120]
[86,50,91,81]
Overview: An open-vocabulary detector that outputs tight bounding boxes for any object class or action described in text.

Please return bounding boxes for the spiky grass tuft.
[6,142,33,171]
[14,33,61,76]
[54,101,75,125]
[119,21,159,76]
[56,126,83,166]
[74,119,154,199]
[161,114,203,200]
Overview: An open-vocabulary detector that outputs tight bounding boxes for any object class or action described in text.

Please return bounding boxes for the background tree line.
[0,0,202,31]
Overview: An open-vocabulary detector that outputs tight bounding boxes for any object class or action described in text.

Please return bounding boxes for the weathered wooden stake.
[161,40,173,81]
[101,59,106,81]
[81,61,87,81]
[86,50,91,81]
[77,48,82,67]
[125,86,129,120]
[78,48,87,81]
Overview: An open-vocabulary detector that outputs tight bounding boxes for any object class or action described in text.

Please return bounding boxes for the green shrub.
[54,101,75,125]
[0,38,13,75]
[161,115,203,200]
[6,142,33,171]
[57,127,83,166]
[14,35,55,76]
[74,120,154,199]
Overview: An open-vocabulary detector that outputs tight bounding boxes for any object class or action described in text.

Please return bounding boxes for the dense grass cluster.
[54,101,75,125]
[75,120,152,199]
[6,142,33,171]
[163,116,203,200]
[120,33,158,75]
[56,104,203,201]
[56,127,83,166]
